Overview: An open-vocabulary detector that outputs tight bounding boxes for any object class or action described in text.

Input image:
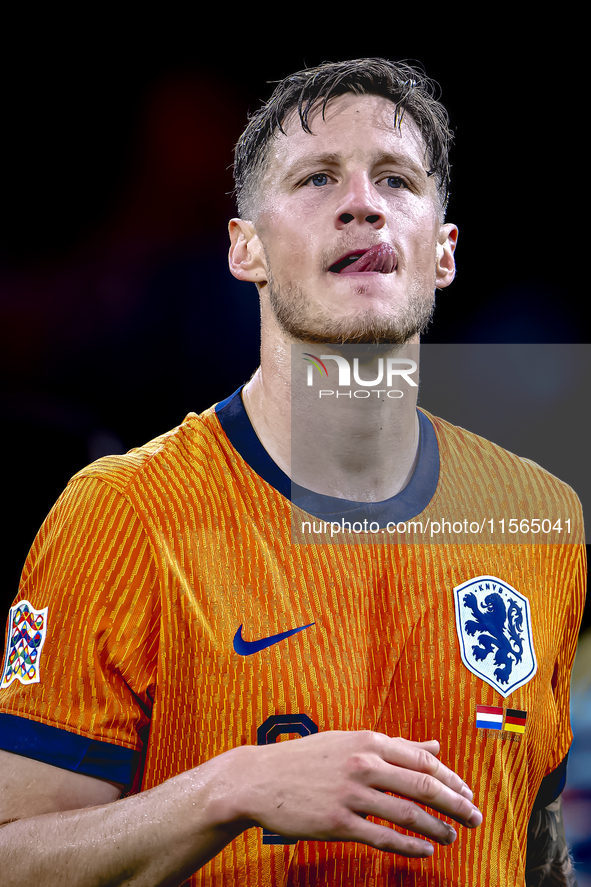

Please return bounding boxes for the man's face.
[236,93,457,345]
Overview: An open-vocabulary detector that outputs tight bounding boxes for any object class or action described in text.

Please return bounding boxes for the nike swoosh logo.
[233,622,315,656]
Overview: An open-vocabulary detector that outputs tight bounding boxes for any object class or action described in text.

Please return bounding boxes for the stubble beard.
[267,268,436,346]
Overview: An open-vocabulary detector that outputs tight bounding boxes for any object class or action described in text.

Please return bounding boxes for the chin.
[268,274,436,346]
[272,293,434,346]
[279,310,432,345]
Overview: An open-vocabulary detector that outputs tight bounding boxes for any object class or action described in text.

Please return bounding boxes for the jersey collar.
[215,387,439,526]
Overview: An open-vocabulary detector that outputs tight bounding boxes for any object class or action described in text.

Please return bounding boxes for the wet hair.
[233,57,453,221]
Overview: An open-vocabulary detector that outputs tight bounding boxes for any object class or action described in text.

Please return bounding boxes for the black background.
[0,17,588,631]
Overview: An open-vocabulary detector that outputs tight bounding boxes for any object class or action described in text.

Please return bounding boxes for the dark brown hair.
[233,58,453,220]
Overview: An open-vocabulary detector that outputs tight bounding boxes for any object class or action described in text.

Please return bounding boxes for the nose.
[334,174,385,230]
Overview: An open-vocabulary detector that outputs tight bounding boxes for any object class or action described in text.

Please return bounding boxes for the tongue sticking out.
[337,243,396,274]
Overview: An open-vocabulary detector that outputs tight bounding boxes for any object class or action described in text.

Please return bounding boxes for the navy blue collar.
[215,387,439,526]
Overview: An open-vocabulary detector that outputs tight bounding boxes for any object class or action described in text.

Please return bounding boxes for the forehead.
[264,93,429,180]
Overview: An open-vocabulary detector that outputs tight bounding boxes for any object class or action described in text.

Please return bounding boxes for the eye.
[384,175,407,189]
[306,173,330,187]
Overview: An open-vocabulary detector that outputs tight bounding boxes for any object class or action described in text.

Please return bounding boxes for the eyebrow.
[283,151,428,183]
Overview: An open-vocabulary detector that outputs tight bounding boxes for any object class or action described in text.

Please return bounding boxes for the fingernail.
[460,783,473,800]
[446,825,457,843]
[469,808,483,827]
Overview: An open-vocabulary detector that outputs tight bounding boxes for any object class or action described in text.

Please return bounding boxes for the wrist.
[193,744,258,834]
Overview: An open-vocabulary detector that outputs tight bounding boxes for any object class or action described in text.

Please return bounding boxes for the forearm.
[0,731,482,885]
[0,748,248,887]
[525,797,578,887]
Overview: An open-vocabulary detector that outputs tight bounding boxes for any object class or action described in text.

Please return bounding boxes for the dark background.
[0,21,588,632]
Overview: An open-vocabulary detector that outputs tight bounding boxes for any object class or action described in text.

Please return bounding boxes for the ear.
[435,223,458,290]
[228,218,268,284]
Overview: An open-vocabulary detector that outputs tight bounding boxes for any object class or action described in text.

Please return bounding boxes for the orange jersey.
[0,388,586,886]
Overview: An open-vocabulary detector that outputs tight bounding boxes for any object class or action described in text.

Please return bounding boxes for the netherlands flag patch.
[475,704,504,730]
[0,600,48,688]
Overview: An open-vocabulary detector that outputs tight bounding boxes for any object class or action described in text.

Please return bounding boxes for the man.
[0,58,584,886]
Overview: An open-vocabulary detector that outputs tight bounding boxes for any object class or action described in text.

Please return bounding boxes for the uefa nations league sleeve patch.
[453,576,537,698]
[0,600,48,688]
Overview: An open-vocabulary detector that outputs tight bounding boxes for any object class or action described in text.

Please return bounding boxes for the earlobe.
[435,223,458,290]
[228,218,268,284]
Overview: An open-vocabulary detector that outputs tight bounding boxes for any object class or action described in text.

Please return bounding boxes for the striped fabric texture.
[0,406,585,886]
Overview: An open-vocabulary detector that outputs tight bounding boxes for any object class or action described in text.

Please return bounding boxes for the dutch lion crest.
[453,576,537,697]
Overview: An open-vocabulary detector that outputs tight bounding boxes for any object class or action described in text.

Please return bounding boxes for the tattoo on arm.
[526,796,578,886]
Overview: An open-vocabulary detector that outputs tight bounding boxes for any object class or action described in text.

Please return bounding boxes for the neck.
[242,315,421,503]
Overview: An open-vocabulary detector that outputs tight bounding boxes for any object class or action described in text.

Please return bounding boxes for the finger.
[377,763,481,828]
[408,739,440,754]
[405,739,469,790]
[360,791,458,846]
[382,737,475,802]
[343,813,438,858]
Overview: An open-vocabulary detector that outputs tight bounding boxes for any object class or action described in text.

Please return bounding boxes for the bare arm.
[0,732,482,887]
[0,746,256,887]
[525,795,578,887]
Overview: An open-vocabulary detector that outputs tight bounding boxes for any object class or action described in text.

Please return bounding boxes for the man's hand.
[0,731,482,886]
[221,730,482,857]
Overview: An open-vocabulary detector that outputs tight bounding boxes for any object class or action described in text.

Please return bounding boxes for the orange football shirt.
[0,388,585,885]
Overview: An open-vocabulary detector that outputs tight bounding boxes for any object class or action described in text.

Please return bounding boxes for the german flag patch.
[504,709,527,733]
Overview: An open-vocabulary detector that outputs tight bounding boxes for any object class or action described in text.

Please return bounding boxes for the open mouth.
[329,243,397,275]
[330,251,367,273]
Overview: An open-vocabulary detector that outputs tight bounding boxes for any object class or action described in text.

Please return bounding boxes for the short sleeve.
[545,543,587,775]
[0,475,160,783]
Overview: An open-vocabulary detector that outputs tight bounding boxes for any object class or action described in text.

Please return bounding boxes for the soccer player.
[0,59,584,886]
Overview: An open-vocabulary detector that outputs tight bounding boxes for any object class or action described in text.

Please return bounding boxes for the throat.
[289,379,420,501]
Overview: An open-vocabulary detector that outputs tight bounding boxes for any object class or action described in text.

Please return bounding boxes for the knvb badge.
[454,576,537,698]
[0,600,48,688]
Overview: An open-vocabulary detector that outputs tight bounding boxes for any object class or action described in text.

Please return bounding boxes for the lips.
[329,243,396,274]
